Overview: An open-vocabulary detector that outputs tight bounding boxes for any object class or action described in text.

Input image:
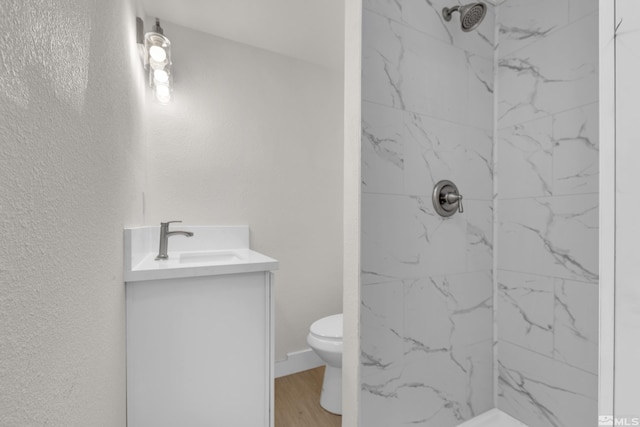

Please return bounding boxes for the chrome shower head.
[442,2,487,32]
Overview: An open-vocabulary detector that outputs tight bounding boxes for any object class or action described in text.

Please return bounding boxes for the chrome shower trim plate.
[433,180,464,217]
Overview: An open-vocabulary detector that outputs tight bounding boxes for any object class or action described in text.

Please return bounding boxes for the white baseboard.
[275,348,324,378]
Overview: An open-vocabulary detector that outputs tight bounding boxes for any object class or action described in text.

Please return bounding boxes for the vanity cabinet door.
[126,272,272,427]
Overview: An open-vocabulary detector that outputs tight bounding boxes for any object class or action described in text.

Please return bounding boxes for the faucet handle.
[444,193,464,213]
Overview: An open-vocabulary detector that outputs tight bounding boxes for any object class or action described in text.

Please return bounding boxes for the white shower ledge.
[457,409,528,427]
[124,225,278,282]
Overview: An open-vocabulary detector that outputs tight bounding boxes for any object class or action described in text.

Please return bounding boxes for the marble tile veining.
[362,340,493,427]
[552,103,599,196]
[498,342,597,427]
[403,113,493,199]
[362,10,406,110]
[495,2,599,425]
[362,101,405,195]
[405,272,493,352]
[498,13,598,128]
[498,102,599,200]
[361,275,494,427]
[401,0,494,60]
[553,279,598,374]
[362,193,468,283]
[398,25,476,126]
[497,116,554,199]
[497,195,598,284]
[466,200,493,272]
[362,102,494,200]
[363,0,403,23]
[363,8,494,130]
[360,0,599,425]
[497,270,554,357]
[498,0,569,57]
[364,0,495,60]
[497,271,599,376]
[361,282,406,381]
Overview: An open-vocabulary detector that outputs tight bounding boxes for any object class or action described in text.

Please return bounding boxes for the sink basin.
[178,251,243,265]
[124,225,278,282]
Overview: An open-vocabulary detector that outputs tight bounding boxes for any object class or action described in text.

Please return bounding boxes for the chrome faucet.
[155,221,194,260]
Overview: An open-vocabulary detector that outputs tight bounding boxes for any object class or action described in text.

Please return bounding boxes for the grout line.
[363,7,495,62]
[496,268,599,285]
[492,1,501,408]
[495,101,600,129]
[498,9,599,59]
[499,339,598,378]
[362,99,494,133]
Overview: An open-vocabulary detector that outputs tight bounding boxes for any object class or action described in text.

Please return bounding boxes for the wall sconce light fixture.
[137,17,172,104]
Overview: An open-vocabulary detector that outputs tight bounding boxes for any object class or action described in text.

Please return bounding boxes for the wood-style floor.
[275,366,342,427]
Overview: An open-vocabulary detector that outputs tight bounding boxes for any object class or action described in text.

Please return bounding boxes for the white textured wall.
[142,21,344,361]
[0,0,144,425]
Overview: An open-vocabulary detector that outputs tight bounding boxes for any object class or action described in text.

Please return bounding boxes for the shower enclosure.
[359,0,599,425]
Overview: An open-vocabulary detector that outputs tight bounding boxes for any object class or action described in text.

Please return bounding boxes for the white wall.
[598,0,615,418]
[0,0,144,425]
[612,0,640,417]
[343,0,362,424]
[142,21,344,361]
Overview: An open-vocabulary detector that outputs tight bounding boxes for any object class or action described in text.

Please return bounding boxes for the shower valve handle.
[444,193,464,213]
[433,180,464,217]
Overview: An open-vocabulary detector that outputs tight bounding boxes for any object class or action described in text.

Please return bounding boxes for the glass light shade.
[153,69,169,84]
[154,84,171,104]
[144,30,173,104]
[144,32,171,70]
[149,45,167,62]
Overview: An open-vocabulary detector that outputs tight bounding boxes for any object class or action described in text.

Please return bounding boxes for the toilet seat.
[309,314,343,340]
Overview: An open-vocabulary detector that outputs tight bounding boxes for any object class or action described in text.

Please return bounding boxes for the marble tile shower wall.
[361,1,495,425]
[495,1,599,426]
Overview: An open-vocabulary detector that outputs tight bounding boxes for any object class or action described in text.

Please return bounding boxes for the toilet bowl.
[307,313,343,415]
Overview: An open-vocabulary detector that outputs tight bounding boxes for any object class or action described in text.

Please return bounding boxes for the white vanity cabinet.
[124,226,277,427]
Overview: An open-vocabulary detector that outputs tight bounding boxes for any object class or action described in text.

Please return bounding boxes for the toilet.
[307,313,343,415]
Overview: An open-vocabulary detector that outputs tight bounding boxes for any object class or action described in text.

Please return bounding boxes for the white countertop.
[124,225,279,282]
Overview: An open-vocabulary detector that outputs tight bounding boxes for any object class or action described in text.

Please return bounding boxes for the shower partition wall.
[361,1,495,425]
[360,0,599,426]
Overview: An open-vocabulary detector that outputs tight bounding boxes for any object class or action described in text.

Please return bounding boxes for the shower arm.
[442,5,460,21]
